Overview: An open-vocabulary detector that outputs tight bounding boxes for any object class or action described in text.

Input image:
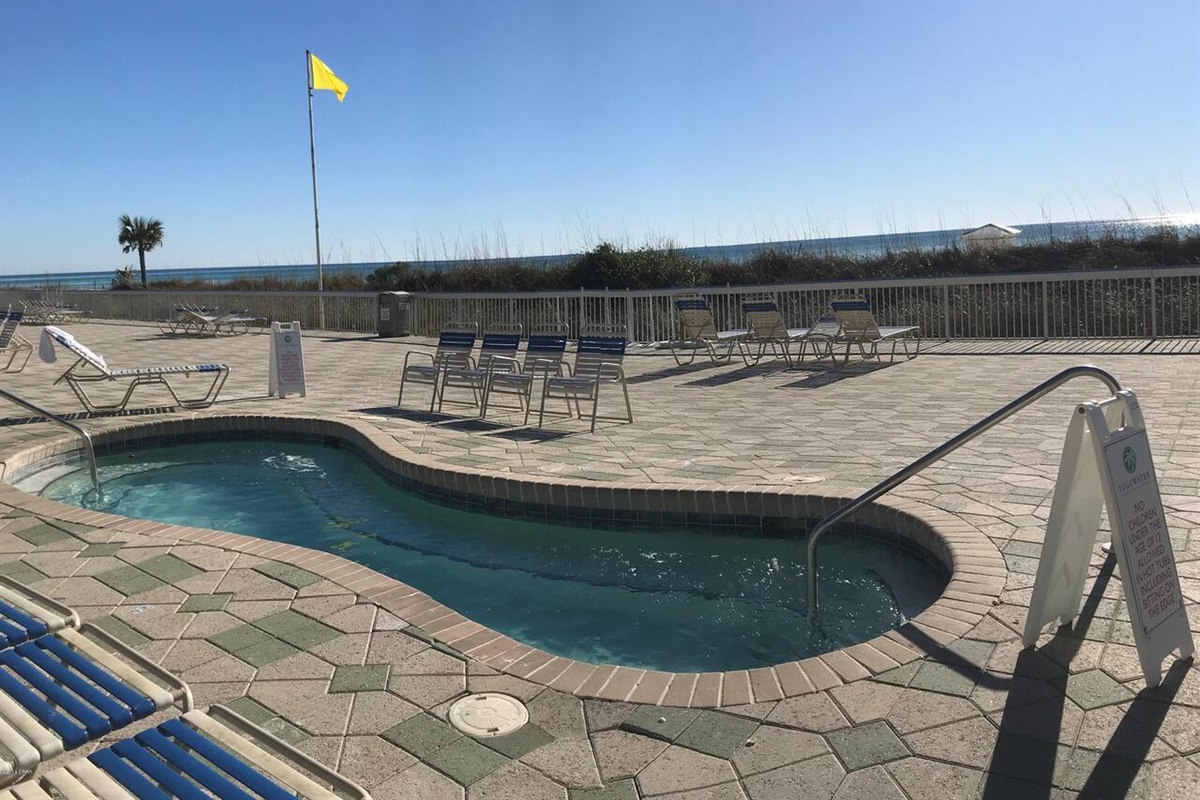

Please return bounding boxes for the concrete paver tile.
[372,763,464,800]
[521,737,603,789]
[741,753,845,800]
[885,757,982,800]
[764,694,850,732]
[591,730,669,782]
[825,721,909,771]
[467,761,566,800]
[635,745,738,797]
[425,736,510,786]
[830,765,905,800]
[732,724,828,777]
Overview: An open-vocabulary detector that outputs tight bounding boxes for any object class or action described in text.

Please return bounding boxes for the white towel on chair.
[39,326,59,363]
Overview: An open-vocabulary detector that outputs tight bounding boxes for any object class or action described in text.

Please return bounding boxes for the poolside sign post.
[269,321,307,398]
[1023,390,1192,687]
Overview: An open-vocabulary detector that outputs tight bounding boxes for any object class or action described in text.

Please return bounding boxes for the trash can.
[377,291,411,337]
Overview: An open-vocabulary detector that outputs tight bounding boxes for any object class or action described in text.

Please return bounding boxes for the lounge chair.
[216,309,268,335]
[668,294,747,365]
[40,326,230,412]
[0,705,369,800]
[0,622,191,781]
[397,321,478,412]
[538,325,633,432]
[791,313,842,364]
[0,309,33,374]
[738,295,809,366]
[829,298,921,364]
[435,323,523,414]
[0,575,80,649]
[480,324,570,424]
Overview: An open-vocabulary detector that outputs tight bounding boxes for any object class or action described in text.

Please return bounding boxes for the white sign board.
[269,321,307,398]
[1024,390,1192,687]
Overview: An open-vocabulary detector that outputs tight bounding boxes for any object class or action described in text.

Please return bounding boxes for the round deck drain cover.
[448,694,529,737]
[780,475,824,484]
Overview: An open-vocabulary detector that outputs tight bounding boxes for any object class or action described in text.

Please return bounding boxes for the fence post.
[941,284,951,339]
[625,290,634,340]
[578,288,585,338]
[1041,280,1050,339]
[1149,271,1157,338]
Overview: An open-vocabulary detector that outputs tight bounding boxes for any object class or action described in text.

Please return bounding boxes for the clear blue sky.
[1,0,1197,275]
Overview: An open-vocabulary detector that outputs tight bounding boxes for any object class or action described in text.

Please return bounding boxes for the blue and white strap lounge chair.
[436,323,523,414]
[0,705,370,800]
[0,309,33,374]
[397,321,478,412]
[538,325,633,433]
[0,576,79,649]
[40,326,230,412]
[829,298,921,365]
[668,294,746,365]
[738,295,809,366]
[0,622,191,781]
[481,324,569,424]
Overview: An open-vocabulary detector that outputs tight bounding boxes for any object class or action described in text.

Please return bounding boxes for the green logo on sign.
[1123,446,1137,473]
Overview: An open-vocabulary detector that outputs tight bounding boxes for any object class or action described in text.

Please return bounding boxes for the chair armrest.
[402,350,434,369]
[486,355,521,374]
[69,623,193,710]
[596,361,627,381]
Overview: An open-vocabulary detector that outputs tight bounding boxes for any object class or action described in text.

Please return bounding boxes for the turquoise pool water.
[39,441,946,671]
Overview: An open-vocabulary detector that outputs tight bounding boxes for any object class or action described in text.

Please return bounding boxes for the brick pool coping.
[0,413,1006,709]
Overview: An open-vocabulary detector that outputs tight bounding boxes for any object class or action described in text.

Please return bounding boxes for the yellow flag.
[310,53,349,102]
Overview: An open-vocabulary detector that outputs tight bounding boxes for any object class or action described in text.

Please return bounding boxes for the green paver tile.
[674,711,759,760]
[908,661,979,698]
[826,721,909,771]
[934,639,995,670]
[237,638,301,667]
[223,698,276,725]
[77,543,123,558]
[424,736,510,786]
[570,780,639,800]
[382,713,461,759]
[136,554,203,583]
[208,624,274,654]
[180,593,232,613]
[873,662,920,688]
[260,716,310,745]
[621,706,701,742]
[252,562,322,589]
[253,611,312,636]
[330,664,390,693]
[93,565,165,596]
[482,723,553,759]
[276,622,341,651]
[12,523,71,547]
[52,522,97,536]
[0,561,46,586]
[1065,670,1135,711]
[90,615,150,647]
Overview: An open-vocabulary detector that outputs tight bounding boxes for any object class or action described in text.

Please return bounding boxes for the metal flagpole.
[306,49,326,330]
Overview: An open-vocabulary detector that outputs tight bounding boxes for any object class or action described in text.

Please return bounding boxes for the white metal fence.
[3,266,1198,340]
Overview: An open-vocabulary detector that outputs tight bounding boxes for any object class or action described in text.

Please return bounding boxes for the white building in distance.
[961,223,1021,251]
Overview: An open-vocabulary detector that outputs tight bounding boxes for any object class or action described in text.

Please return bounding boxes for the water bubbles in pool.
[262,454,322,474]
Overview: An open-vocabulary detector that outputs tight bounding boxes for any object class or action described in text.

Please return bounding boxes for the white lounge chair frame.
[397,321,478,412]
[480,324,570,424]
[42,326,230,412]
[829,298,921,365]
[0,575,80,644]
[668,294,746,365]
[0,622,192,783]
[737,294,809,366]
[0,705,369,800]
[0,309,33,374]
[538,324,633,433]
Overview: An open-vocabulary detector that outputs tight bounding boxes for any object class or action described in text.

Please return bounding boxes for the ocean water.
[5,217,1195,289]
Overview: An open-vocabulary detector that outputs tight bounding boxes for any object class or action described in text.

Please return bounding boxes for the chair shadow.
[979,556,1118,800]
[486,427,573,443]
[681,363,787,387]
[354,406,457,424]
[625,361,726,384]
[778,362,886,389]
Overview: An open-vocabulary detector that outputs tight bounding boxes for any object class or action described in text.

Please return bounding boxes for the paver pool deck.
[0,321,1197,799]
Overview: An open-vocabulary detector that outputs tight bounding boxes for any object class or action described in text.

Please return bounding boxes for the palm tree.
[117,215,165,286]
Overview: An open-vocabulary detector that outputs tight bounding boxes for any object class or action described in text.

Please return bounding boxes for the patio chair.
[480,324,570,424]
[40,326,230,412]
[791,312,842,365]
[0,705,370,800]
[397,321,478,412]
[0,575,80,649]
[435,323,523,414]
[216,309,268,335]
[0,309,33,373]
[667,293,746,365]
[538,325,633,432]
[738,295,809,366]
[829,298,921,365]
[0,622,191,781]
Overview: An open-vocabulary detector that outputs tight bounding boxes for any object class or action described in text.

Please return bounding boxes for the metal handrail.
[805,364,1121,622]
[0,388,102,499]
